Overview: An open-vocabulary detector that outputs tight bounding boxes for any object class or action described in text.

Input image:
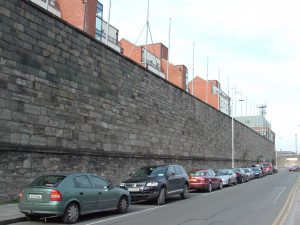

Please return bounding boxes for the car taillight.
[50,190,62,201]
[18,191,24,200]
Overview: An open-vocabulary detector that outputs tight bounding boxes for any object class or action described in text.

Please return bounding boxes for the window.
[95,2,103,39]
[74,175,92,188]
[90,176,109,189]
[30,175,66,187]
[174,166,182,175]
[167,166,176,175]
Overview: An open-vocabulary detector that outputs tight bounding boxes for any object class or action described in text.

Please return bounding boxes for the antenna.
[257,104,267,117]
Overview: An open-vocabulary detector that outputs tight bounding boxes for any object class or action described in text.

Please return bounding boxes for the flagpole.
[144,0,150,68]
[206,56,209,103]
[192,42,195,95]
[106,0,111,45]
[167,18,171,80]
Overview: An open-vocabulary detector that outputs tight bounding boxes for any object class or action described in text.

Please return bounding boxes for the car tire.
[219,182,223,190]
[157,188,166,205]
[62,202,80,224]
[117,196,129,214]
[180,184,189,199]
[207,183,212,192]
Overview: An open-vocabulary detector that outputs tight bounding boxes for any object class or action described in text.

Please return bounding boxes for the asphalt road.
[13,170,300,225]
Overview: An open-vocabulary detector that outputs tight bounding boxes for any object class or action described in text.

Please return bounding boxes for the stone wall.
[0,0,275,201]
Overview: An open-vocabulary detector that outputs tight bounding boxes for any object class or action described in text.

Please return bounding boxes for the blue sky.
[100,0,300,152]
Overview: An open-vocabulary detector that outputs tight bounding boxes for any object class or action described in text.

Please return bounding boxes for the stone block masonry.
[0,0,275,202]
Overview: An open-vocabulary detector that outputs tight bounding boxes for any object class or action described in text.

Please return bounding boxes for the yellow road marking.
[272,175,300,225]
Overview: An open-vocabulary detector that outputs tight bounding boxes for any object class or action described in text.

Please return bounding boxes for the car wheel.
[219,182,223,190]
[62,203,80,224]
[117,196,128,214]
[180,184,189,199]
[207,183,212,192]
[157,188,166,205]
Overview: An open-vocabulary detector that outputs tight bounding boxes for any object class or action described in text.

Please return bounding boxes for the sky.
[100,0,300,152]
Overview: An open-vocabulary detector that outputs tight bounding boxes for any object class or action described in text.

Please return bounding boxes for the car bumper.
[129,190,159,201]
[19,202,65,216]
[189,182,209,190]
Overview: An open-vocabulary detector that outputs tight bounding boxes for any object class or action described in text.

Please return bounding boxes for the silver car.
[215,169,237,186]
[243,168,254,181]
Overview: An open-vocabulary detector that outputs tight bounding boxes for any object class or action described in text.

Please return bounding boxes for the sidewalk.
[0,204,26,225]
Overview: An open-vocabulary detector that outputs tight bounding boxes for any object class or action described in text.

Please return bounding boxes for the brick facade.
[57,0,97,37]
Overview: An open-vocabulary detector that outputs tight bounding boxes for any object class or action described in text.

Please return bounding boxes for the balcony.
[96,20,121,52]
[30,0,61,17]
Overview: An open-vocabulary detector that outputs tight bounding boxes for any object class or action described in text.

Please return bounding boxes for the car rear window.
[263,164,270,167]
[189,171,206,176]
[30,175,66,187]
[216,170,228,176]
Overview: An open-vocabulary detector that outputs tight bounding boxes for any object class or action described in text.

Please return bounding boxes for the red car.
[289,166,300,172]
[189,169,223,192]
[262,162,273,175]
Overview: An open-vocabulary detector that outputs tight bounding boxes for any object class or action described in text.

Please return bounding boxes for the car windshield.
[216,170,228,176]
[263,164,270,167]
[29,175,66,187]
[252,168,260,171]
[232,168,241,172]
[189,171,206,176]
[134,166,167,177]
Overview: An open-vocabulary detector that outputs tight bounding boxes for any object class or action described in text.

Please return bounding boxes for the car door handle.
[98,192,102,195]
[79,192,84,195]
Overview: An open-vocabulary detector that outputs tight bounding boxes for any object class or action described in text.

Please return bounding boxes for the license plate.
[128,188,140,192]
[29,194,42,200]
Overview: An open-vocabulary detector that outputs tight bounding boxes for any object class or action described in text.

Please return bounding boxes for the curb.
[0,216,27,225]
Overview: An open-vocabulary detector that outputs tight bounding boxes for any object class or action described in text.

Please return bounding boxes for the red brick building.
[30,0,120,51]
[188,76,230,115]
[57,0,98,37]
[119,39,187,90]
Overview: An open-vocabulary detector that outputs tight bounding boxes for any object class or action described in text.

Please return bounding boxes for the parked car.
[215,169,237,186]
[262,162,273,175]
[242,168,254,180]
[19,172,130,224]
[251,166,263,178]
[289,165,300,172]
[120,165,189,205]
[232,168,248,183]
[189,169,223,192]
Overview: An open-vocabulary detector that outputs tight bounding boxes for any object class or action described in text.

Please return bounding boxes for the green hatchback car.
[18,172,130,224]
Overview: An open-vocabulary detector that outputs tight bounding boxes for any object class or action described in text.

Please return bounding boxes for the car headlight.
[146,181,159,187]
[120,183,125,187]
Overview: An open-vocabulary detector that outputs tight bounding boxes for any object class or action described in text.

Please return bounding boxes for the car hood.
[123,176,161,183]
